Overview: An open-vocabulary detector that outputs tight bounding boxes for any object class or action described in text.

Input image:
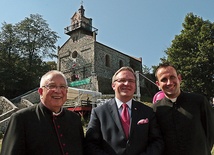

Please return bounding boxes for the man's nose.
[54,86,62,92]
[166,79,172,85]
[123,81,129,84]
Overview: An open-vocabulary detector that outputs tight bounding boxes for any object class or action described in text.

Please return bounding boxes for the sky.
[1,0,214,69]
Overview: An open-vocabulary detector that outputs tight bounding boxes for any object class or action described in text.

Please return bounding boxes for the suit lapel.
[108,99,125,137]
[129,101,140,137]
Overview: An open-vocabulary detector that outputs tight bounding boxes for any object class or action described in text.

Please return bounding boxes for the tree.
[140,65,158,102]
[46,61,57,70]
[163,13,214,99]
[0,22,23,98]
[142,64,151,74]
[16,14,59,70]
[0,14,59,99]
[15,14,59,95]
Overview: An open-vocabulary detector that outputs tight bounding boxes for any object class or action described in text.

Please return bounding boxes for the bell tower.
[64,4,98,40]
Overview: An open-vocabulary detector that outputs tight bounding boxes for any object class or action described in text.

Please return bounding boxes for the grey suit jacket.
[85,98,164,155]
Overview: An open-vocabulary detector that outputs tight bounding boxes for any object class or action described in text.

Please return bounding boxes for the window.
[72,36,78,42]
[105,55,110,67]
[72,51,78,58]
[119,60,123,68]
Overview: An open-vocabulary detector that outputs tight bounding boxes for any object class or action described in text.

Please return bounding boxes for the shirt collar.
[115,97,132,109]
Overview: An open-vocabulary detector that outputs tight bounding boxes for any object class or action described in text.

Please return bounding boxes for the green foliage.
[142,65,151,74]
[0,14,58,99]
[141,65,159,100]
[162,13,214,99]
[46,61,57,70]
[16,14,59,63]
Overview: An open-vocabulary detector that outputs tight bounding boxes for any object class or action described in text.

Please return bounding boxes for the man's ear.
[38,87,43,95]
[156,81,160,87]
[178,74,182,82]
[112,83,115,90]
[156,81,161,90]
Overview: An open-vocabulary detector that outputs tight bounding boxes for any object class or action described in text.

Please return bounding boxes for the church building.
[57,5,143,95]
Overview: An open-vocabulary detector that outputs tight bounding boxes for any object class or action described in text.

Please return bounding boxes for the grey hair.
[40,70,67,87]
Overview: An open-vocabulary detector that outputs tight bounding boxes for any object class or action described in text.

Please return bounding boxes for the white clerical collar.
[53,108,63,116]
[169,98,177,103]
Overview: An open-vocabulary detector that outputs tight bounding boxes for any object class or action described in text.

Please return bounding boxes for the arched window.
[105,55,110,67]
[72,36,78,42]
[72,51,78,58]
[119,60,123,68]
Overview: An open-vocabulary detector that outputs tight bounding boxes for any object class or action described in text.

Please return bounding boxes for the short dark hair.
[155,62,178,80]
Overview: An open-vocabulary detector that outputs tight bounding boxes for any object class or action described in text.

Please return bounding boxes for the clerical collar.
[169,98,177,103]
[53,108,63,116]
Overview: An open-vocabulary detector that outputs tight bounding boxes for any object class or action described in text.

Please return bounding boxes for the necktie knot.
[122,103,128,109]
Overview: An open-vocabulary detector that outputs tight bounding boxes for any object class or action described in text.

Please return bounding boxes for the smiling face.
[112,69,136,102]
[156,66,181,99]
[38,72,68,113]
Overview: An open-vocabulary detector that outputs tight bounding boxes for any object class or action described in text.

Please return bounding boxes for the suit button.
[126,140,130,147]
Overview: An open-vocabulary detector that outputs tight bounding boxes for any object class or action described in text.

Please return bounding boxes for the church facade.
[57,5,143,95]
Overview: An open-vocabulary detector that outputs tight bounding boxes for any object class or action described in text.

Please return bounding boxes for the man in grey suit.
[85,67,164,155]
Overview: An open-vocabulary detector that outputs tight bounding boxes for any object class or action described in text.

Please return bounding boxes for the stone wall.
[94,42,130,79]
[21,91,40,104]
[0,96,18,133]
[0,117,10,133]
[0,96,18,115]
[57,28,142,95]
[0,93,37,133]
[58,35,95,79]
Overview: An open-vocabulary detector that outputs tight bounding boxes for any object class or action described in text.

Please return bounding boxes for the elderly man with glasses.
[1,70,84,155]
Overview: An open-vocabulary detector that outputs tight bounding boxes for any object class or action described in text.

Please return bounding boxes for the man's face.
[38,74,67,113]
[156,66,181,99]
[112,70,136,102]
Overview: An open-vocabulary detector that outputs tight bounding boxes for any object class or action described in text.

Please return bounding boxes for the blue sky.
[1,0,214,69]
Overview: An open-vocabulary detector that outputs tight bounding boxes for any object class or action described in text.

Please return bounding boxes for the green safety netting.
[69,77,91,87]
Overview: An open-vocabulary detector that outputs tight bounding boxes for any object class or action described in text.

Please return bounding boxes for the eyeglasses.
[42,84,68,91]
[114,78,136,83]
